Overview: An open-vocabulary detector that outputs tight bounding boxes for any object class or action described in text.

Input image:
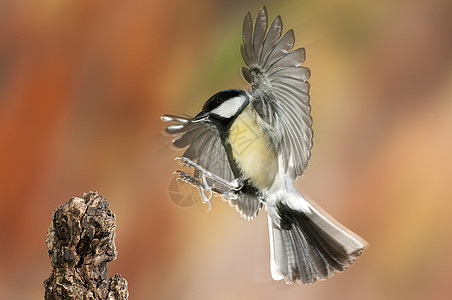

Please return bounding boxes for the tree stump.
[44,191,129,299]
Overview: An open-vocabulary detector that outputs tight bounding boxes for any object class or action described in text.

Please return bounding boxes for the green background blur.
[1,0,452,299]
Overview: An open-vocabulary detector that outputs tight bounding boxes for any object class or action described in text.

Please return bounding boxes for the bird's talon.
[206,189,213,200]
[207,201,212,212]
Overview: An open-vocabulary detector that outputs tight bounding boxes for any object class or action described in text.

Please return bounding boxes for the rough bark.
[44,191,129,300]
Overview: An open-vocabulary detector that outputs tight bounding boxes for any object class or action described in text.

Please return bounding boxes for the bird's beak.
[192,111,209,122]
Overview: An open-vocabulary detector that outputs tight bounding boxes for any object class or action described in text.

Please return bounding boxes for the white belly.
[228,106,277,189]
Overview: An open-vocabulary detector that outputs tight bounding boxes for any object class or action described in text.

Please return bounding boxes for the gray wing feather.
[252,7,268,61]
[163,115,234,184]
[268,47,305,70]
[263,30,295,68]
[261,16,283,65]
[228,193,263,220]
[172,126,208,150]
[163,115,262,219]
[242,12,254,63]
[241,7,312,179]
[240,45,250,66]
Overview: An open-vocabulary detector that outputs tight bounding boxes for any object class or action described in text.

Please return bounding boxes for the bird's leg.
[175,157,243,190]
[174,171,213,211]
[174,157,244,209]
[211,187,239,200]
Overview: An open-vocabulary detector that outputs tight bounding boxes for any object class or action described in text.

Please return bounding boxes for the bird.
[161,7,367,284]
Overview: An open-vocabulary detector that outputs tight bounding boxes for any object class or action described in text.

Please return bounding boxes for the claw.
[175,157,190,168]
[174,156,186,163]
[205,199,212,212]
[174,157,242,190]
[201,175,213,200]
[172,157,243,211]
[198,185,213,212]
[172,169,214,211]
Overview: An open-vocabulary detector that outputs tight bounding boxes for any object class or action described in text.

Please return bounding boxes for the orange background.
[1,0,452,299]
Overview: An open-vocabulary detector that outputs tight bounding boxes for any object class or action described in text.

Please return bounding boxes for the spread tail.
[267,192,367,284]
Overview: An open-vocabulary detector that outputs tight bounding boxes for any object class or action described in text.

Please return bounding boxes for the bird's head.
[193,90,250,126]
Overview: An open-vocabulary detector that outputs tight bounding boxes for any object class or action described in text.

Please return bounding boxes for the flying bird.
[162,7,367,284]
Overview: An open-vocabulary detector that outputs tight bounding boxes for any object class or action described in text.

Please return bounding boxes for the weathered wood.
[44,191,129,300]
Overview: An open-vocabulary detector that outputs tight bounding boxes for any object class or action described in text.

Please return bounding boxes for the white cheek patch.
[211,95,246,118]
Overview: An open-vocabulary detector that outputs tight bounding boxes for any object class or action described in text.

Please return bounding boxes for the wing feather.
[263,30,295,68]
[162,115,262,219]
[261,16,283,66]
[268,66,310,82]
[172,126,208,149]
[253,7,268,63]
[241,7,312,179]
[242,12,254,62]
[240,44,250,67]
[163,115,233,180]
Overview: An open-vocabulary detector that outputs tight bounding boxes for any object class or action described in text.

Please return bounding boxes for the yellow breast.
[228,106,277,189]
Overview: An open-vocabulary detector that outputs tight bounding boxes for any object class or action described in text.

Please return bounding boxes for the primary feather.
[241,7,313,180]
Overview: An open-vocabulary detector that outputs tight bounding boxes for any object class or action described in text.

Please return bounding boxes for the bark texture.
[44,191,129,300]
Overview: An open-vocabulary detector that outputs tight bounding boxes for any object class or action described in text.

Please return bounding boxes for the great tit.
[162,7,367,284]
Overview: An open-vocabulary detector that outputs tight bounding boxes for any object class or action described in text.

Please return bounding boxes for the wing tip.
[273,15,283,32]
[160,115,172,122]
[258,6,268,17]
[243,11,252,26]
[287,28,295,41]
[161,114,190,123]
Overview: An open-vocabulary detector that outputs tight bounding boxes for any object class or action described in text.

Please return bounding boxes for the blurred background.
[1,0,452,299]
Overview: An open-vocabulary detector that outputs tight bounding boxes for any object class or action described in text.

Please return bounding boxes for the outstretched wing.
[162,115,234,186]
[162,115,262,219]
[241,7,312,180]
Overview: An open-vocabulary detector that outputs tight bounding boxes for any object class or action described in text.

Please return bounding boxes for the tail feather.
[268,196,367,284]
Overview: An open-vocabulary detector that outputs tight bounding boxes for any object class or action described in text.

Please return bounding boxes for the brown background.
[1,0,452,299]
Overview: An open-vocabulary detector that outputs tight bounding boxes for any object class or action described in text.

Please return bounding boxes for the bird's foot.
[175,157,243,190]
[173,171,213,211]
